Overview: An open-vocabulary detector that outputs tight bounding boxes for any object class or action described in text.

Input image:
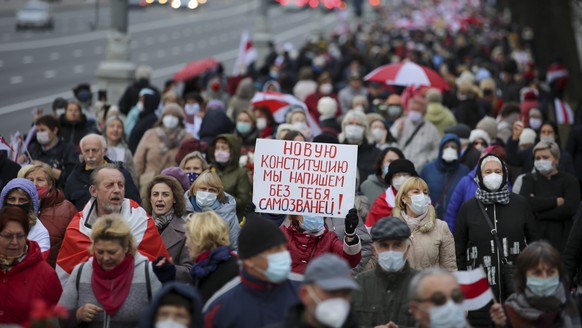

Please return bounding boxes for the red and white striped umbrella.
[251,91,321,135]
[364,62,449,90]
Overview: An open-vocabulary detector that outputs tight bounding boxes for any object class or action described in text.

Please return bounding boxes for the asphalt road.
[0,0,338,136]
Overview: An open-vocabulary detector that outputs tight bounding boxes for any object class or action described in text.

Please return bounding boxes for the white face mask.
[483,173,503,191]
[292,121,308,131]
[408,111,423,123]
[371,128,386,143]
[155,320,187,328]
[36,131,51,145]
[529,118,542,130]
[320,83,333,95]
[195,190,217,208]
[540,135,555,143]
[353,105,365,112]
[392,175,410,191]
[162,115,179,129]
[344,124,365,143]
[184,103,200,115]
[256,117,267,130]
[55,108,65,117]
[408,194,430,216]
[429,300,466,328]
[308,290,351,328]
[388,105,402,117]
[441,147,458,163]
[534,159,554,174]
[136,102,144,112]
[377,250,406,272]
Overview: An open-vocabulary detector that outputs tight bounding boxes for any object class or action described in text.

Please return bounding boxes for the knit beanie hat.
[445,123,471,139]
[238,214,288,259]
[469,129,491,146]
[317,97,338,117]
[161,167,190,192]
[384,159,418,185]
[519,128,537,146]
[0,178,39,214]
[161,103,185,120]
[476,116,498,142]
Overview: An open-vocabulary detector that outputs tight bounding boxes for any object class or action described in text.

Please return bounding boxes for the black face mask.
[5,203,32,214]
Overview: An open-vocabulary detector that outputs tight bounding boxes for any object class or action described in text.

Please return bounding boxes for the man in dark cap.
[274,253,360,328]
[353,217,418,328]
[203,215,301,328]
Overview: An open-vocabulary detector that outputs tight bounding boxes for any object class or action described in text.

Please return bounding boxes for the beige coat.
[134,127,193,193]
[401,206,457,271]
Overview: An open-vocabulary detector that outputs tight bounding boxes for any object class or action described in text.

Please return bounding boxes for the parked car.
[129,0,148,8]
[15,1,54,30]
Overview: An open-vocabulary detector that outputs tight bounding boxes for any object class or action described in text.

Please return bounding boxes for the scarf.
[474,175,510,205]
[190,246,232,279]
[91,254,135,316]
[153,208,175,232]
[400,206,435,233]
[0,245,27,272]
[156,127,185,154]
[505,284,581,327]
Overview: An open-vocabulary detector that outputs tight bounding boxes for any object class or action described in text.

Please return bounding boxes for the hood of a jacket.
[436,133,461,170]
[138,281,204,328]
[235,78,255,100]
[198,110,234,143]
[0,178,39,214]
[208,133,242,172]
[425,103,452,123]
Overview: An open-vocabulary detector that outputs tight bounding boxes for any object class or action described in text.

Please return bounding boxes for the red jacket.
[366,187,397,228]
[281,224,361,274]
[0,240,62,325]
[39,189,77,268]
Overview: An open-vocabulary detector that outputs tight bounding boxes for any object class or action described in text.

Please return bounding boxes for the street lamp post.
[254,0,272,69]
[96,0,135,105]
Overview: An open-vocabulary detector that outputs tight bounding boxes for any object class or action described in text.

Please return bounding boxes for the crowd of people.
[1,0,582,327]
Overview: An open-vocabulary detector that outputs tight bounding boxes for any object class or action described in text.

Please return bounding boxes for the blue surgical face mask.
[527,275,560,297]
[236,122,252,135]
[377,250,406,272]
[301,215,325,234]
[260,251,292,283]
[429,300,466,328]
[382,164,390,176]
[195,191,217,208]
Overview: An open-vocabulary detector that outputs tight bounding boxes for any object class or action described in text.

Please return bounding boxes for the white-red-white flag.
[554,98,574,125]
[453,267,494,311]
[233,31,257,76]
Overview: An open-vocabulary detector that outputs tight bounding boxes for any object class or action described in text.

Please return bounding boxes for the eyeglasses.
[0,233,26,242]
[416,289,464,306]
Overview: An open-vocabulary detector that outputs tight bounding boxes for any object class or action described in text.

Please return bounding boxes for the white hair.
[135,65,152,80]
[80,133,106,151]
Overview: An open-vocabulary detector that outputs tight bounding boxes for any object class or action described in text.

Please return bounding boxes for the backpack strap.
[76,262,86,302]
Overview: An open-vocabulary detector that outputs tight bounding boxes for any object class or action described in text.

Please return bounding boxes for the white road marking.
[73,49,83,57]
[23,56,33,64]
[73,65,84,74]
[50,52,59,60]
[44,70,56,78]
[10,76,23,84]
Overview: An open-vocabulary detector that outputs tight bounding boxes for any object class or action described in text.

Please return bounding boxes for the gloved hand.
[344,208,359,236]
[152,256,176,283]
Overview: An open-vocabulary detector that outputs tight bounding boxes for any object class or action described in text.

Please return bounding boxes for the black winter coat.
[566,125,582,185]
[520,171,581,252]
[59,114,98,147]
[193,255,239,303]
[64,157,141,210]
[28,139,79,188]
[453,98,483,129]
[0,152,21,189]
[454,194,537,327]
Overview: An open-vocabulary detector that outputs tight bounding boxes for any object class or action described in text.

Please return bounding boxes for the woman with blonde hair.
[21,163,77,267]
[179,151,208,184]
[58,214,162,327]
[393,176,457,271]
[184,171,239,250]
[184,211,239,302]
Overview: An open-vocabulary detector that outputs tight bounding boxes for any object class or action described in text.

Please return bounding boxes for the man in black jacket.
[65,134,140,210]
